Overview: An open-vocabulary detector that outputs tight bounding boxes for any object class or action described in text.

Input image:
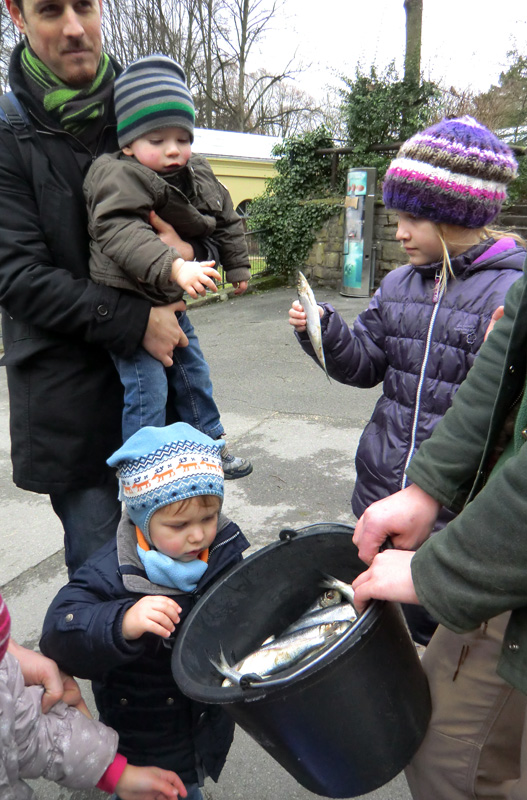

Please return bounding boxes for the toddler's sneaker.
[220,439,253,480]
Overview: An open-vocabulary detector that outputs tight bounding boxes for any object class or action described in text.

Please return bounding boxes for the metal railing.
[245,229,269,279]
[218,228,269,288]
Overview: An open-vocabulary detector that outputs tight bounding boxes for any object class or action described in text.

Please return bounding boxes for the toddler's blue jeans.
[111,310,224,443]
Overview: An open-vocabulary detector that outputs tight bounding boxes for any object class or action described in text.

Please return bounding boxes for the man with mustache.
[0,0,243,576]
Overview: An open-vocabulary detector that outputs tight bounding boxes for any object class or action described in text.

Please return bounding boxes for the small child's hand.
[289,300,308,332]
[115,763,187,800]
[232,280,248,295]
[122,596,182,641]
[171,258,221,298]
[289,300,323,332]
[60,672,92,717]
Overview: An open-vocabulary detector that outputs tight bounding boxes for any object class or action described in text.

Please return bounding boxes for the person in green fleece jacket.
[351,267,527,799]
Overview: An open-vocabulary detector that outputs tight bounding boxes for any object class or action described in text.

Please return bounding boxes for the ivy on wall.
[340,62,439,180]
[248,128,344,275]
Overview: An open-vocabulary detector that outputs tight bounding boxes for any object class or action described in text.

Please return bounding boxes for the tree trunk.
[404,0,422,85]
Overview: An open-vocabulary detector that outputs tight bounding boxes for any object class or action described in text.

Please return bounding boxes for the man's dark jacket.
[0,43,151,493]
[40,514,250,783]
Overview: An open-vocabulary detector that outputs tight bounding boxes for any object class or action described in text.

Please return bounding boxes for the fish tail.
[210,646,241,685]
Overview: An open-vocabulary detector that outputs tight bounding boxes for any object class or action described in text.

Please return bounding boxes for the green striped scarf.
[20,46,115,135]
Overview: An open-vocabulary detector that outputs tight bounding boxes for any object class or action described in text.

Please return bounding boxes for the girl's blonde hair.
[434,224,526,297]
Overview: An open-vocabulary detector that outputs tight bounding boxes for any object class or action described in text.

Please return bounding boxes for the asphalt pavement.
[0,282,412,800]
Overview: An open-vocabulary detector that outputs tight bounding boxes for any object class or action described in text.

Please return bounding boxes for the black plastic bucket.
[172,523,431,797]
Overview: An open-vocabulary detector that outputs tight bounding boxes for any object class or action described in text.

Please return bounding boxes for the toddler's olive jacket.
[85,152,251,305]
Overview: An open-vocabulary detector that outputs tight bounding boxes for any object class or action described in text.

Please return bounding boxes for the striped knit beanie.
[0,593,11,663]
[107,423,224,540]
[383,116,517,228]
[114,55,195,149]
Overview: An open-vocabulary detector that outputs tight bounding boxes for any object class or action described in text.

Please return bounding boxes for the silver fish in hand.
[297,271,330,381]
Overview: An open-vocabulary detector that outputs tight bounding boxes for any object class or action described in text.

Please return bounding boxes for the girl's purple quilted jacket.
[297,238,526,529]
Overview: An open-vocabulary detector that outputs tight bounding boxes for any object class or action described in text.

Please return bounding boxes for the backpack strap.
[0,92,30,134]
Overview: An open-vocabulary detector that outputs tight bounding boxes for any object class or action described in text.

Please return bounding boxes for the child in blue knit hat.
[84,54,253,481]
[40,423,250,800]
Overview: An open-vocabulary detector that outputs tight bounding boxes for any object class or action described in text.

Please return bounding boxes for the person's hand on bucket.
[352,550,419,613]
[353,484,441,565]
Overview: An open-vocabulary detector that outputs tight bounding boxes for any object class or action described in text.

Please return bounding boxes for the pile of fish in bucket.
[212,575,362,686]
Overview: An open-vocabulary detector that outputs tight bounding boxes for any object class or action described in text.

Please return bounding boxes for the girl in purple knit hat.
[289,115,525,645]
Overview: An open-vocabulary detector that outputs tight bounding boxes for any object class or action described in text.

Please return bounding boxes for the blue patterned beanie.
[107,423,224,541]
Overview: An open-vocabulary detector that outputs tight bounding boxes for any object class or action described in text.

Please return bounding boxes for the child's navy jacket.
[40,511,250,786]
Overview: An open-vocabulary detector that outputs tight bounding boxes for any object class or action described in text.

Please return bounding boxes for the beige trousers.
[405,613,527,799]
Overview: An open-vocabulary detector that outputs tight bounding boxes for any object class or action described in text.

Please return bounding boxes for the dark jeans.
[50,470,121,577]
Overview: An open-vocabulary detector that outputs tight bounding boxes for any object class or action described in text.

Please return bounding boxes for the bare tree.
[472,51,527,141]
[211,0,294,131]
[0,6,20,93]
[101,0,314,134]
[247,71,324,136]
[0,0,322,133]
[102,0,203,73]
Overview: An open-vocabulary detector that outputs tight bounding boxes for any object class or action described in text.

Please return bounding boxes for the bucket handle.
[278,528,298,542]
[278,522,356,544]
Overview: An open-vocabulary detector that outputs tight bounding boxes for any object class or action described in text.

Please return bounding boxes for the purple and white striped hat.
[383,116,517,228]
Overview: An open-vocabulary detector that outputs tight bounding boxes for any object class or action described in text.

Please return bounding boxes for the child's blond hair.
[434,225,526,296]
[154,494,221,519]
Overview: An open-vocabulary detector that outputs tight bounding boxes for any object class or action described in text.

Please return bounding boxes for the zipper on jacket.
[432,268,442,303]
[401,270,445,488]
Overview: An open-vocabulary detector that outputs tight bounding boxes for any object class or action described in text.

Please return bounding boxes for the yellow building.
[192,128,280,217]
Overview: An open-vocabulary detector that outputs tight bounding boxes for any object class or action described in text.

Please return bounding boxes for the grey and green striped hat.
[114,55,195,148]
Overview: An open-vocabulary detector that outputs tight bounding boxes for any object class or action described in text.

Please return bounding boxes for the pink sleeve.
[96,752,128,794]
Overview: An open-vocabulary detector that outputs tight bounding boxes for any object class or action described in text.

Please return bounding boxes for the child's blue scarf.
[136,526,208,592]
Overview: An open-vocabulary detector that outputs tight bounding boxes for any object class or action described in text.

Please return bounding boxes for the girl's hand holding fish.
[294,272,330,379]
[352,550,419,613]
[289,299,322,333]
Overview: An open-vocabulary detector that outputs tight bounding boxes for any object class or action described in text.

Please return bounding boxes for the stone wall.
[304,200,527,292]
[303,209,345,289]
[372,202,402,280]
[303,201,399,290]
